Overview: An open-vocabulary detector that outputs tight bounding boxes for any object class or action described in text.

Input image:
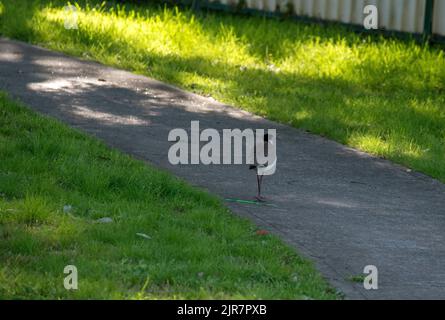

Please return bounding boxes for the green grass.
[347,275,366,284]
[1,0,445,182]
[0,92,336,299]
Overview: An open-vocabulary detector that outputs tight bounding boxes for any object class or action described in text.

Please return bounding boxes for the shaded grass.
[0,92,336,299]
[1,0,444,181]
[0,0,445,181]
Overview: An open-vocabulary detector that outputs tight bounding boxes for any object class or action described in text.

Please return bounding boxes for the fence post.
[423,0,435,39]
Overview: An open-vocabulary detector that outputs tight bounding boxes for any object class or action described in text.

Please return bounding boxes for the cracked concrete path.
[2,38,445,299]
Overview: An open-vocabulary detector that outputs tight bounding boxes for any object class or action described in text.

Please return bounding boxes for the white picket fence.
[208,0,445,36]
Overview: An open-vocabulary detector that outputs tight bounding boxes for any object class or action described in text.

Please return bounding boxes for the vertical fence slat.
[303,0,314,17]
[416,0,427,34]
[392,0,404,31]
[326,0,334,19]
[292,0,303,15]
[379,0,392,30]
[257,0,264,11]
[352,0,365,25]
[265,0,276,12]
[339,0,353,23]
[313,0,324,19]
[404,0,417,33]
[433,0,445,36]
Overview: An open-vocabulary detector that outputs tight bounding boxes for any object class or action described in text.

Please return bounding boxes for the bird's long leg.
[256,174,265,202]
[259,175,262,197]
[256,174,261,200]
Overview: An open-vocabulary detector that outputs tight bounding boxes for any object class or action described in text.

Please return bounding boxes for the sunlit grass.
[0,92,336,299]
[0,0,444,181]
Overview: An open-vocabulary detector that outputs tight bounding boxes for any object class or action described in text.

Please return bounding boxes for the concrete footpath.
[1,38,445,299]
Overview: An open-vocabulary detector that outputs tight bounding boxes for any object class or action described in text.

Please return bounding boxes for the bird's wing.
[257,157,277,175]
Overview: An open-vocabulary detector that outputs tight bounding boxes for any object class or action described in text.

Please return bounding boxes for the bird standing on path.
[249,133,276,202]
